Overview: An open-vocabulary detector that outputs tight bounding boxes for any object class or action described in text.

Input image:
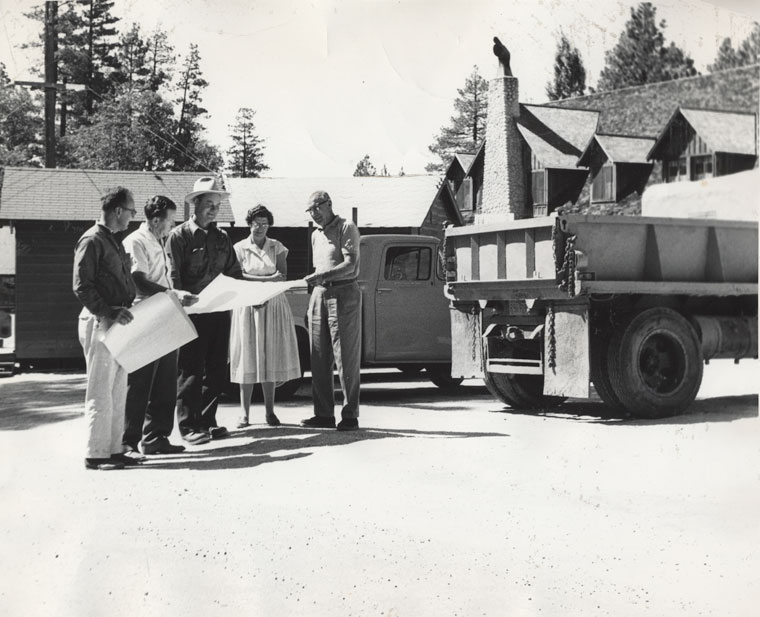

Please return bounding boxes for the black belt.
[318,279,356,288]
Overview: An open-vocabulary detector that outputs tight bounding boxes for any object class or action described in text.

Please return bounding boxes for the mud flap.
[543,304,590,398]
[450,305,483,379]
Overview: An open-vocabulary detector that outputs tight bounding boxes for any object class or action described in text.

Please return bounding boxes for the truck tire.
[608,307,703,418]
[483,371,532,408]
[589,332,624,409]
[274,374,304,401]
[426,365,464,389]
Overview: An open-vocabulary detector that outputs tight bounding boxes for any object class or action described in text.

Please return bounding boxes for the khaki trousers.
[78,313,127,458]
[308,283,361,419]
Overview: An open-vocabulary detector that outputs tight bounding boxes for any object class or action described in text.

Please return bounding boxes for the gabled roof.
[546,65,759,138]
[0,167,235,222]
[648,107,757,160]
[455,153,476,171]
[578,134,656,166]
[517,104,599,168]
[224,175,444,228]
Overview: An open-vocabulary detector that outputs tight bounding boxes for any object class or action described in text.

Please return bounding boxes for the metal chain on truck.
[558,235,577,298]
[469,305,480,363]
[547,303,556,370]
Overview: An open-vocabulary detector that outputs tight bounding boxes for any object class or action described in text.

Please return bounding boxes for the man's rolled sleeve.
[73,238,113,318]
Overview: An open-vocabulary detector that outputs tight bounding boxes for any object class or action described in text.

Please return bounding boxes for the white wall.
[0,226,15,275]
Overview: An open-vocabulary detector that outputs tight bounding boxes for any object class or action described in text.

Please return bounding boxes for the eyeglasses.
[122,207,137,216]
[251,221,270,228]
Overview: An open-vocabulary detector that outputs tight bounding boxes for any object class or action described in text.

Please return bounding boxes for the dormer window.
[591,164,615,202]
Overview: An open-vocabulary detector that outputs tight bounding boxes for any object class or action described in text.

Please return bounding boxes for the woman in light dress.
[230,205,301,427]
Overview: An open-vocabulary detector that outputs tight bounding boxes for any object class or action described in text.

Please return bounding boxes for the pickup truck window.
[384,247,431,281]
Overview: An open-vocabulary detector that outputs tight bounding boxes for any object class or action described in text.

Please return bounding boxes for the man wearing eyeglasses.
[301,190,362,431]
[73,186,138,470]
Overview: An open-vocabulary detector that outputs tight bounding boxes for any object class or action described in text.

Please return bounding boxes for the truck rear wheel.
[590,332,623,409]
[608,307,703,418]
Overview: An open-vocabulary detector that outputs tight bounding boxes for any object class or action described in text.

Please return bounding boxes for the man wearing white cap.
[169,176,242,444]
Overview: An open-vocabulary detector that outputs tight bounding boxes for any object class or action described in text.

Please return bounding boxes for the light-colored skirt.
[229,293,301,384]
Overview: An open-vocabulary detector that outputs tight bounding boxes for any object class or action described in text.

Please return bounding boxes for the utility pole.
[44,1,58,168]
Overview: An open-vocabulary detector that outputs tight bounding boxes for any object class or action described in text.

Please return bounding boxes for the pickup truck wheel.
[426,365,464,389]
[590,332,624,409]
[274,374,303,401]
[608,307,703,419]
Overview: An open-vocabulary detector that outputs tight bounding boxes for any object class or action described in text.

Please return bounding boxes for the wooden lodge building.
[0,170,460,364]
[446,64,759,219]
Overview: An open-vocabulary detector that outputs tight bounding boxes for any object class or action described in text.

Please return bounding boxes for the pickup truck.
[270,234,461,399]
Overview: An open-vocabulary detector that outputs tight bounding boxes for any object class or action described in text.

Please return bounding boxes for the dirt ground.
[0,361,758,617]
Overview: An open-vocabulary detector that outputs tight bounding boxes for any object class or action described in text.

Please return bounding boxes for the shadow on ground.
[140,425,510,471]
[0,374,86,431]
[490,394,758,425]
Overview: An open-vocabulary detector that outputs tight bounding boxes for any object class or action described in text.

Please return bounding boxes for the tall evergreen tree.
[426,66,488,172]
[172,44,215,170]
[0,62,43,166]
[546,33,587,100]
[145,27,175,91]
[111,24,150,88]
[226,108,269,177]
[709,23,760,71]
[353,154,377,176]
[596,2,697,91]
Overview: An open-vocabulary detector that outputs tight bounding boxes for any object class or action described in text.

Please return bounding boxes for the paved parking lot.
[0,362,758,617]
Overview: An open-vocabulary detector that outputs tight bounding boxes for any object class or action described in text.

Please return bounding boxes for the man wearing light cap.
[169,176,242,444]
[301,190,362,431]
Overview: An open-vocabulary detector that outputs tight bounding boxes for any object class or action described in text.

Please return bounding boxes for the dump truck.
[443,213,758,418]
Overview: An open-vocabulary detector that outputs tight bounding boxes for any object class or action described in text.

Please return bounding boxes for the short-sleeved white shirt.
[122,222,173,301]
[234,236,288,277]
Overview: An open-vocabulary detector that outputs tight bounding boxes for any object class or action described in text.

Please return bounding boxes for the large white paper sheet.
[186,275,307,314]
[103,291,198,372]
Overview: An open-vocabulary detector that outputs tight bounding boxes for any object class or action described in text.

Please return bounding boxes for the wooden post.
[44,1,58,168]
[352,207,358,225]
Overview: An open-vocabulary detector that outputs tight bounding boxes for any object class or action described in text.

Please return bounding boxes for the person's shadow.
[138,425,510,471]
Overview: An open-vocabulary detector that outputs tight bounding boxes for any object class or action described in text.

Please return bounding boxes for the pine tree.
[111,24,150,88]
[145,27,175,91]
[708,38,741,72]
[173,44,214,170]
[596,2,697,91]
[353,155,377,176]
[0,63,43,166]
[226,108,269,177]
[426,66,488,172]
[545,34,586,101]
[737,23,760,65]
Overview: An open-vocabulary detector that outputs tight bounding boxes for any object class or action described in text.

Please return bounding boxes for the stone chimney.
[477,42,527,223]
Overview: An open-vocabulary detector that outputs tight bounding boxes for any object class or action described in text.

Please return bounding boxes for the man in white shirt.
[122,195,197,455]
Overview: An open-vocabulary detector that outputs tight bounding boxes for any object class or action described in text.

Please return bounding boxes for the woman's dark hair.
[144,195,178,220]
[246,204,274,226]
[101,186,133,212]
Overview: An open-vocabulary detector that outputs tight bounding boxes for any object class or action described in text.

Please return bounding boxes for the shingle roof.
[0,167,235,222]
[225,175,443,228]
[680,108,755,155]
[578,134,656,166]
[546,65,760,137]
[517,104,599,168]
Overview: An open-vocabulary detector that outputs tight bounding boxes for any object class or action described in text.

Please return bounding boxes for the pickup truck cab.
[278,234,461,397]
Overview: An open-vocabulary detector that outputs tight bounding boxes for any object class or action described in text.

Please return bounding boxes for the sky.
[0,0,758,177]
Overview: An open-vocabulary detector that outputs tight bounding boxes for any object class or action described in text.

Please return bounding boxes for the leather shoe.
[337,418,359,431]
[111,453,142,466]
[300,416,336,428]
[141,439,186,455]
[208,426,229,439]
[266,413,281,427]
[85,458,124,470]
[182,431,211,445]
[121,446,147,462]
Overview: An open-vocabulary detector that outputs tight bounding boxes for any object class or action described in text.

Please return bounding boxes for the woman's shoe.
[265,413,281,427]
[236,418,250,429]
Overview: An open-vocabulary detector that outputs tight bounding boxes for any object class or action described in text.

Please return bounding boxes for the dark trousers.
[308,283,361,419]
[123,350,179,448]
[176,311,231,435]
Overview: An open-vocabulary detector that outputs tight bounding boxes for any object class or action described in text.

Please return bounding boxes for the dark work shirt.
[73,223,137,318]
[169,220,243,294]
